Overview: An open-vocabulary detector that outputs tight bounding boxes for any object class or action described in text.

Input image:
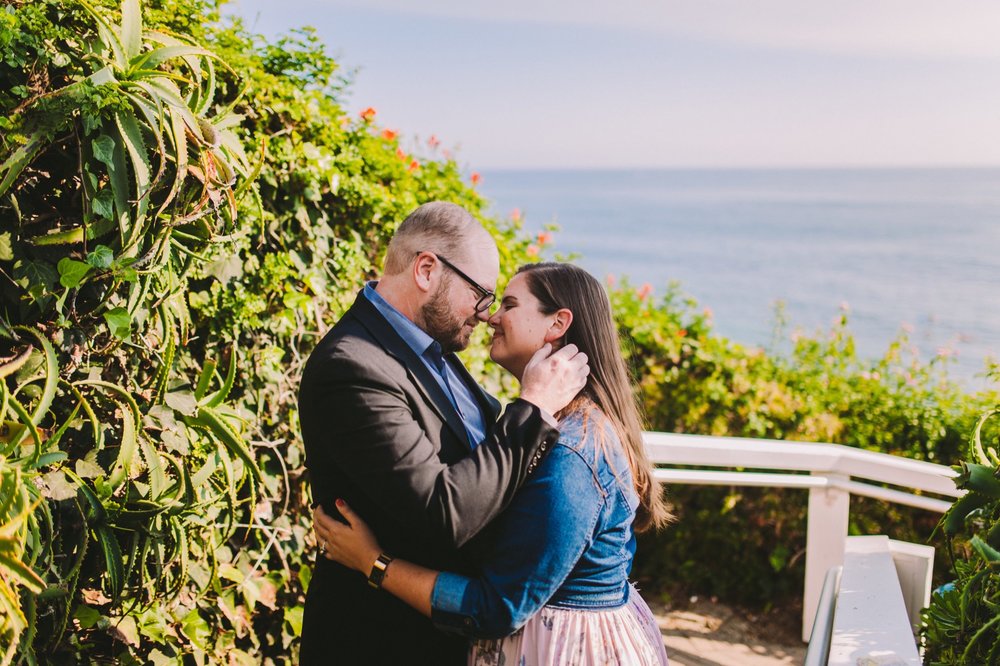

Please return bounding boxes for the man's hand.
[518,343,589,416]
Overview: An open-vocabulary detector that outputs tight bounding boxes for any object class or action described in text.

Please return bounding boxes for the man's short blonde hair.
[383,202,482,275]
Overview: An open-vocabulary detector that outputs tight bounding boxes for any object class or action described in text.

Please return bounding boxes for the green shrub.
[614,282,997,607]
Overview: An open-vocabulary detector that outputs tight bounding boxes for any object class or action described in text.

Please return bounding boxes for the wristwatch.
[367,553,394,589]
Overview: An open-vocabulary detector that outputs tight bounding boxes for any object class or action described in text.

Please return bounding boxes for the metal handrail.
[803,566,842,666]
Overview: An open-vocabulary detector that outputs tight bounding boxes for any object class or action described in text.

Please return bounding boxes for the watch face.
[368,555,392,589]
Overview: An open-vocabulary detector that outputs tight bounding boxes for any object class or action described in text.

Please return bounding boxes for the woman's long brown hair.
[517,263,671,532]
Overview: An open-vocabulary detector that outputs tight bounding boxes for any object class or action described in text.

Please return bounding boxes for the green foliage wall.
[0,1,531,662]
[1,1,997,663]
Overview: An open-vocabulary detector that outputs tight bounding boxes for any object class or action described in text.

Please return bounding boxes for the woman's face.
[488,273,562,380]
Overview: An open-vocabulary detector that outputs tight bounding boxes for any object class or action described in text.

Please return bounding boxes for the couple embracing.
[298,201,671,665]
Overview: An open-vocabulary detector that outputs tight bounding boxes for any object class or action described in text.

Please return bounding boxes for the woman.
[317,262,671,665]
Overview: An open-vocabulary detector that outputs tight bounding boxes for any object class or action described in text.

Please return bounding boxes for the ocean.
[479,168,1000,387]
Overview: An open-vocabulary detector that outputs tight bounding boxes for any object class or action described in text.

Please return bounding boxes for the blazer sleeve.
[310,355,559,548]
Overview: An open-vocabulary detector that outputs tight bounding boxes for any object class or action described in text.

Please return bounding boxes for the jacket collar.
[347,289,475,449]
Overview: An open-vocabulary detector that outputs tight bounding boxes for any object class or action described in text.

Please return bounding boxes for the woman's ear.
[544,308,573,344]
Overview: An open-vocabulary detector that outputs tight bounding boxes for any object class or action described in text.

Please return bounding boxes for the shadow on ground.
[650,597,807,666]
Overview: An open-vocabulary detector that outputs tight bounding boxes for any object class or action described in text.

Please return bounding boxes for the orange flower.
[428,134,441,149]
[359,107,376,122]
[636,283,653,300]
[526,244,540,257]
[677,329,688,338]
[537,231,552,245]
[395,147,407,160]
[408,159,419,172]
[510,208,522,222]
[381,129,398,141]
[470,172,482,186]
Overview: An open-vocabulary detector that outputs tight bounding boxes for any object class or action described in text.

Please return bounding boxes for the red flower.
[408,159,420,172]
[359,107,377,122]
[395,147,407,161]
[606,274,617,287]
[470,172,482,186]
[677,329,688,338]
[526,244,540,257]
[510,208,522,222]
[537,231,552,245]
[381,129,398,141]
[636,283,653,300]
[428,134,441,149]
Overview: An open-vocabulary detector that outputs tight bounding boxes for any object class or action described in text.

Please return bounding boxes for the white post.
[802,473,850,642]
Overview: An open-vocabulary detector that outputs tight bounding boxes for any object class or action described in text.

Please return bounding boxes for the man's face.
[421,242,498,353]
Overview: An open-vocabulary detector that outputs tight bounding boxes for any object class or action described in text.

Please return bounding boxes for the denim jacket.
[430,409,639,639]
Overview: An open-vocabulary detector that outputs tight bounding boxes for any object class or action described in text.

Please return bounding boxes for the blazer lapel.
[448,354,501,428]
[349,292,472,448]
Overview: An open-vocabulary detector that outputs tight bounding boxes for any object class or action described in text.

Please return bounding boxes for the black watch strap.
[367,553,393,589]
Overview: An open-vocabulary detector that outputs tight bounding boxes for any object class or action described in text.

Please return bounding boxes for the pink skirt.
[468,586,669,666]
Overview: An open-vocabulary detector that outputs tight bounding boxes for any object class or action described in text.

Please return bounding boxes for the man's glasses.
[425,252,496,313]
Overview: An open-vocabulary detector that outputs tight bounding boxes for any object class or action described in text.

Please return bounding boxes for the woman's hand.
[314,500,382,574]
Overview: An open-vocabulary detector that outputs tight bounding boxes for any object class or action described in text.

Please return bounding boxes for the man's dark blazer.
[298,290,558,665]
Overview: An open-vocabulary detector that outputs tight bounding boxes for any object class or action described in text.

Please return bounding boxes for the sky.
[226,0,1000,169]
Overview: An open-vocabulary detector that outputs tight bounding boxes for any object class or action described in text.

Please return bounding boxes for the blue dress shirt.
[363,282,487,448]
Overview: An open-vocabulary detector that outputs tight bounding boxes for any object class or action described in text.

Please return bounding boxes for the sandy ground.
[651,597,808,666]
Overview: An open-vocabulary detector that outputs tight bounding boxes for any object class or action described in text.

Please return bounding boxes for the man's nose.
[476,307,491,323]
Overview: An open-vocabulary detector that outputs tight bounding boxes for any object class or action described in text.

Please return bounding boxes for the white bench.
[804,535,933,665]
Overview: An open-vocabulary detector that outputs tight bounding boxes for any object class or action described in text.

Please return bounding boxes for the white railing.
[642,431,962,642]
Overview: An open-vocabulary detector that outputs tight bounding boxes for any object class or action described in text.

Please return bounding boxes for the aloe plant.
[922,405,1000,664]
[0,0,262,661]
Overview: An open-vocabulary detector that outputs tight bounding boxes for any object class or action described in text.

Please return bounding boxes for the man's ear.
[413,252,437,293]
[544,308,574,344]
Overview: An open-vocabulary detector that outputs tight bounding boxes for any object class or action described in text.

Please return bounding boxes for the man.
[298,202,589,664]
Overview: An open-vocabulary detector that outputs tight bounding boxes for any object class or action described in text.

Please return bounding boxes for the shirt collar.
[363,281,439,359]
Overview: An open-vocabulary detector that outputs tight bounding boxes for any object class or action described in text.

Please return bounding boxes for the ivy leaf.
[73,605,102,630]
[180,609,211,651]
[92,189,115,220]
[86,245,114,269]
[57,258,92,288]
[93,134,116,165]
[41,470,77,501]
[75,459,105,479]
[164,391,198,416]
[103,307,132,340]
[0,232,13,261]
[285,605,304,637]
[14,259,57,291]
[108,615,139,647]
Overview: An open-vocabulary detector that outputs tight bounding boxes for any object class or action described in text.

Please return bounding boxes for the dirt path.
[651,597,808,666]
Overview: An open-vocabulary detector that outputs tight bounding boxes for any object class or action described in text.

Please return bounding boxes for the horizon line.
[475,163,1000,172]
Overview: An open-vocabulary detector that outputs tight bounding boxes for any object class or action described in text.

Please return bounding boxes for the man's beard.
[421,281,474,354]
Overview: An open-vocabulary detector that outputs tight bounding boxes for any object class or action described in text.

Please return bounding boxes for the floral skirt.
[468,586,669,666]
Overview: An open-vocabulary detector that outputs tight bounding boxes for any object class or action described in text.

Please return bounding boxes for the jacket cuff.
[430,572,479,632]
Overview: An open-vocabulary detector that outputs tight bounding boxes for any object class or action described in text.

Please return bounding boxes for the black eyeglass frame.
[423,251,496,313]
